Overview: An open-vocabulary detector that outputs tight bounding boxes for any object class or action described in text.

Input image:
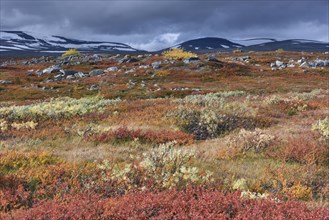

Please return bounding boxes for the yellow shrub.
[62,48,81,57]
[276,48,284,53]
[0,119,8,131]
[233,49,242,53]
[287,182,312,201]
[156,70,170,77]
[11,121,38,130]
[0,151,60,173]
[162,48,197,60]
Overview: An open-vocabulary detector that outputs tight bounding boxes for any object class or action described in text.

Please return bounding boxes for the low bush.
[62,48,81,57]
[313,117,329,139]
[4,188,328,219]
[162,48,197,60]
[266,134,328,165]
[0,96,120,120]
[173,108,267,140]
[97,142,213,190]
[218,128,275,159]
[180,91,245,107]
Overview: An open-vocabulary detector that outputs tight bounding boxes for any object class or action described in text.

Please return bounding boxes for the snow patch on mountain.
[0,31,141,53]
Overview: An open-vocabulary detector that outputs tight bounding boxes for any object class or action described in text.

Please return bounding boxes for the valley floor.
[0,51,328,219]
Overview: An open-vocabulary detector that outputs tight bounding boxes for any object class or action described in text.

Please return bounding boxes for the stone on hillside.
[66,75,75,80]
[127,58,139,63]
[106,67,118,72]
[300,62,311,68]
[0,80,12,84]
[74,72,88,78]
[89,69,104,76]
[183,56,200,64]
[60,69,77,76]
[152,61,162,69]
[207,56,220,62]
[139,65,149,69]
[41,65,62,75]
[90,54,102,61]
[54,74,64,81]
[297,58,305,64]
[314,60,329,67]
[238,56,250,61]
[275,60,284,67]
[88,84,99,91]
[125,69,136,74]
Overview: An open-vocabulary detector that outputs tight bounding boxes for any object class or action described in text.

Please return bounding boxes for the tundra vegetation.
[0,50,328,219]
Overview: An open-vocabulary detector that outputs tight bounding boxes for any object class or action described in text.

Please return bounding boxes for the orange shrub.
[266,134,328,165]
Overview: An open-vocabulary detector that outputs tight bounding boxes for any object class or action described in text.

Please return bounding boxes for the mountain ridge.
[1,31,328,56]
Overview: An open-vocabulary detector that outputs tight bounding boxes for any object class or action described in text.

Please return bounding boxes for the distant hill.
[242,39,329,52]
[1,31,328,56]
[0,31,144,56]
[167,37,244,52]
[170,37,329,53]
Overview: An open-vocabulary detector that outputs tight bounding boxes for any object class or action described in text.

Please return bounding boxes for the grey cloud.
[1,0,328,50]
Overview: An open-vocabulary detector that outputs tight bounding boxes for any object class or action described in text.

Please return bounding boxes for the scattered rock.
[314,60,329,67]
[275,60,284,67]
[127,58,139,63]
[41,65,62,75]
[125,69,136,74]
[237,56,250,61]
[207,56,220,62]
[106,67,118,72]
[60,69,77,76]
[183,56,200,64]
[89,69,104,77]
[152,61,162,69]
[139,65,149,69]
[300,62,311,68]
[54,74,64,81]
[66,75,75,80]
[88,84,99,91]
[74,72,88,78]
[0,80,13,84]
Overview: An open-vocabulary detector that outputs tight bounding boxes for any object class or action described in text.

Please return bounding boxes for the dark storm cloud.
[1,0,328,50]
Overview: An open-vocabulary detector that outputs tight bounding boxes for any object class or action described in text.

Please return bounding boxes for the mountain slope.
[1,31,328,55]
[243,39,329,52]
[0,31,143,55]
[170,37,244,52]
[173,37,328,52]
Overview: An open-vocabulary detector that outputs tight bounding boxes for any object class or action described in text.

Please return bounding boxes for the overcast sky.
[1,0,328,51]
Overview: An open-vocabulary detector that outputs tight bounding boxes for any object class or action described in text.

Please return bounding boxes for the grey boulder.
[89,69,104,76]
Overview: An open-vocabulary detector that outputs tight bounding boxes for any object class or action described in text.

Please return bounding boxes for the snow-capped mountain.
[242,39,329,52]
[231,38,277,46]
[1,31,328,55]
[172,37,328,53]
[168,37,244,52]
[0,31,143,54]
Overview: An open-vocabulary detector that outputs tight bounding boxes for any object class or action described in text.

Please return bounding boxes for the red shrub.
[102,189,329,219]
[1,193,107,220]
[266,134,328,165]
[4,188,328,219]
